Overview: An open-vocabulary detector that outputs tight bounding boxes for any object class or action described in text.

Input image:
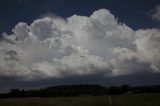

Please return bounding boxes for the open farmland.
[0,96,109,106]
[113,93,160,106]
[0,93,160,106]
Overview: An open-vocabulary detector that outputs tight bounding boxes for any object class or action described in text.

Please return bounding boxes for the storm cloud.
[0,9,160,82]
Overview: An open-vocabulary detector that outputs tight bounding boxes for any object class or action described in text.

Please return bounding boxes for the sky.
[0,0,160,92]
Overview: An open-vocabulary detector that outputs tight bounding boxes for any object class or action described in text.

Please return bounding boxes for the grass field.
[0,93,160,106]
[0,96,109,106]
[113,93,160,106]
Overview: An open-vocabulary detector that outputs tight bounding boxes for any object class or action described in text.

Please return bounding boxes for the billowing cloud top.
[0,9,160,80]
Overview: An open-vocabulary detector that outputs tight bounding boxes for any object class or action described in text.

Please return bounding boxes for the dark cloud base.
[1,72,160,93]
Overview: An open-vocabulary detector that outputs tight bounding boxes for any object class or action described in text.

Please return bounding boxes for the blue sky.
[0,0,160,34]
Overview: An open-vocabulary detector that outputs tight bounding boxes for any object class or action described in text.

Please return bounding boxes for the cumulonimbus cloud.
[0,9,160,80]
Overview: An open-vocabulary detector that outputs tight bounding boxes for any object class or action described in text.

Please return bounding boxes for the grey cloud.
[148,4,160,21]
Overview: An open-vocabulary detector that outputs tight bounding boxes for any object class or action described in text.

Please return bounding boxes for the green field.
[0,93,160,106]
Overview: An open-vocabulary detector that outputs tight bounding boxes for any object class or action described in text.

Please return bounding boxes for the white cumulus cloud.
[0,9,160,80]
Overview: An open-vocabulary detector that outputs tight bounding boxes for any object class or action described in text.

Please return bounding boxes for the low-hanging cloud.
[0,9,160,80]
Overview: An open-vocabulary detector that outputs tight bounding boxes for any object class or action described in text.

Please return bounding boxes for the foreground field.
[0,93,160,106]
[0,96,109,106]
[113,93,160,106]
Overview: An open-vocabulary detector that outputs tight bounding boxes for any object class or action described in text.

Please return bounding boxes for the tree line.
[0,84,160,98]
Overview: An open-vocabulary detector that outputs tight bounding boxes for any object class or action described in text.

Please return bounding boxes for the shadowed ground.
[0,93,160,106]
[0,96,109,106]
